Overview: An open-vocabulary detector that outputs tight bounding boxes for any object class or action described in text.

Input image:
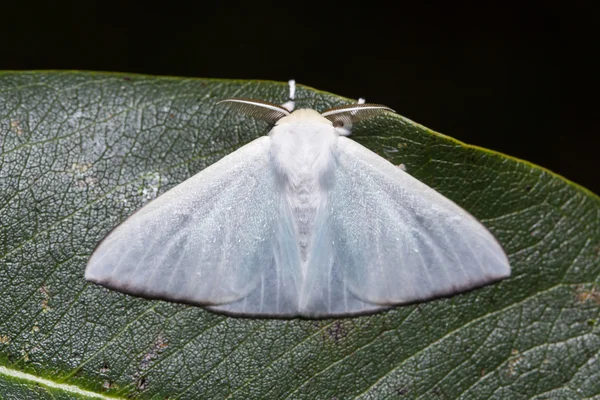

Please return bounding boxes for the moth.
[85,81,510,318]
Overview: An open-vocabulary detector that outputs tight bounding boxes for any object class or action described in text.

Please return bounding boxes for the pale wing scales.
[208,201,302,316]
[297,207,389,317]
[330,137,510,305]
[85,137,279,306]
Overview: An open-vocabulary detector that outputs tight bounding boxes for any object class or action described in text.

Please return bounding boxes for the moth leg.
[281,79,296,112]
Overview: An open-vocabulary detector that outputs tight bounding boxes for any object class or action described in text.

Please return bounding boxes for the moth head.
[218,98,395,136]
[321,104,396,136]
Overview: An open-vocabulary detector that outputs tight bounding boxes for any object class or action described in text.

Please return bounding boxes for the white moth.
[85,82,510,318]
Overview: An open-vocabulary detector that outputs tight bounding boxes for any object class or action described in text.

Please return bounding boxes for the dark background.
[2,1,598,194]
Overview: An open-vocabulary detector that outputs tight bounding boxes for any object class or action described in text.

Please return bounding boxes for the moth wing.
[296,206,390,317]
[85,137,279,306]
[207,201,303,316]
[329,137,510,306]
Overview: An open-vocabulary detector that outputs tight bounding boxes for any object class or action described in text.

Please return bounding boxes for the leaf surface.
[0,72,598,399]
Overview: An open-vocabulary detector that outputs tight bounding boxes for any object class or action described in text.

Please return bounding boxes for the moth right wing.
[329,137,511,306]
[85,136,280,308]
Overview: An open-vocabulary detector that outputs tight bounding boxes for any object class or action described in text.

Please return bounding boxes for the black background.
[2,1,598,194]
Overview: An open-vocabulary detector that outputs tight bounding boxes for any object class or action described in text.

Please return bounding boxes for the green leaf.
[1,71,598,399]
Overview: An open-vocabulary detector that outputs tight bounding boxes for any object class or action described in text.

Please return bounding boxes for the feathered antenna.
[217,98,290,124]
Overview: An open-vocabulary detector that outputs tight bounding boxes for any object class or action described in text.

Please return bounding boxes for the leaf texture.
[0,72,598,399]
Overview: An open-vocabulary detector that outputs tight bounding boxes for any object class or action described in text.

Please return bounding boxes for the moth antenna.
[353,98,366,117]
[321,103,395,136]
[282,79,296,112]
[217,98,290,124]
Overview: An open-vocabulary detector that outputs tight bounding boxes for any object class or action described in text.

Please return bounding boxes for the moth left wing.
[85,137,280,307]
